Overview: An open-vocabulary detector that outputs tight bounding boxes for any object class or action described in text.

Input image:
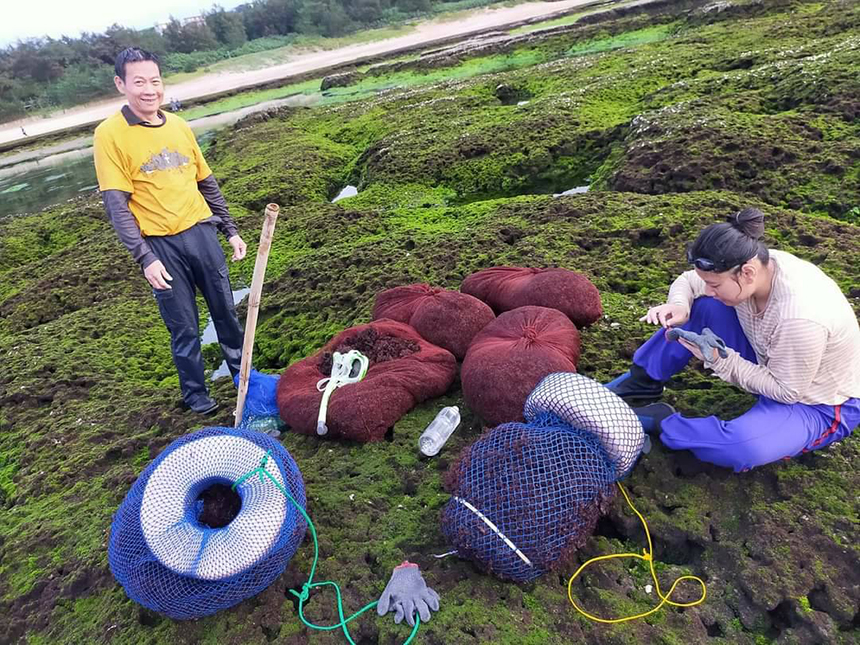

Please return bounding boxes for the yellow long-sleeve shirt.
[93,108,213,237]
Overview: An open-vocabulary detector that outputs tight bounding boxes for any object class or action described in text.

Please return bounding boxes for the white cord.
[315,350,369,435]
[453,496,533,566]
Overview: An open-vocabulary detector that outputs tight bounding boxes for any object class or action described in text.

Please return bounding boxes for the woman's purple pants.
[633,297,860,471]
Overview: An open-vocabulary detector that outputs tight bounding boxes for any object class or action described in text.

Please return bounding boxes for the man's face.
[114,60,164,119]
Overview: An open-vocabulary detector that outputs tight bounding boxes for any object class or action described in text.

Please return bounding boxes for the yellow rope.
[567,482,707,623]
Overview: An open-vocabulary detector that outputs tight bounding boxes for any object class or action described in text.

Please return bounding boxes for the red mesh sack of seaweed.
[372,283,495,360]
[460,266,602,328]
[276,320,457,442]
[461,306,580,427]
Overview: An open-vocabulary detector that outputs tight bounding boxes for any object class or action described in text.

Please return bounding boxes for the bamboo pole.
[235,203,280,427]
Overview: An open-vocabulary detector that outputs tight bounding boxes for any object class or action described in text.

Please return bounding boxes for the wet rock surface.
[1,0,859,643]
[320,71,363,91]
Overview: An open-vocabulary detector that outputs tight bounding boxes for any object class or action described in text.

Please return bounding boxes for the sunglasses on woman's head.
[687,248,713,270]
[686,249,747,274]
[686,248,727,272]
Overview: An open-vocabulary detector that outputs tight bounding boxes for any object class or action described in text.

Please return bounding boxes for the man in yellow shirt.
[94,47,247,414]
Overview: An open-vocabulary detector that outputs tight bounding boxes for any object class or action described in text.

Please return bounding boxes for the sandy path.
[0,0,602,145]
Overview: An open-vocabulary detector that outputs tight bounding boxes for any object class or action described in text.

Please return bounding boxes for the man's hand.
[639,303,690,328]
[228,235,247,261]
[144,260,173,290]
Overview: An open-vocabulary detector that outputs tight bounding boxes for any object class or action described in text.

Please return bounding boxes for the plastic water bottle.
[419,406,461,457]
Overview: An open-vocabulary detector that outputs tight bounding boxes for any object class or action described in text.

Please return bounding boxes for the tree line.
[0,0,501,123]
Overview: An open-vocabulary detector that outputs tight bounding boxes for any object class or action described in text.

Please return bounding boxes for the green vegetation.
[510,10,592,35]
[1,1,859,644]
[180,49,546,123]
[0,0,516,121]
[181,79,323,122]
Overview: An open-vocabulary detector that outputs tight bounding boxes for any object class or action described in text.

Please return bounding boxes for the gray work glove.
[377,561,440,627]
[666,327,728,366]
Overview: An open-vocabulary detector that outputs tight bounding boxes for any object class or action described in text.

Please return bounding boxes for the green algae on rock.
[1,0,859,643]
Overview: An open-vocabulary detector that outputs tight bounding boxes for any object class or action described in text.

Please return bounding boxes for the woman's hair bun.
[726,207,765,240]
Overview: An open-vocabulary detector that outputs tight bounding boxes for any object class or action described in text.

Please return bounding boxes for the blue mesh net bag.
[234,369,287,437]
[108,426,307,620]
[234,369,281,418]
[440,415,616,583]
[524,372,645,479]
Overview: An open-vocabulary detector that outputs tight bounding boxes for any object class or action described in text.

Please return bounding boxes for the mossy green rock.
[1,0,858,643]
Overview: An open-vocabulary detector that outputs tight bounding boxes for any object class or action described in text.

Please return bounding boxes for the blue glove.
[377,562,440,627]
[666,327,728,366]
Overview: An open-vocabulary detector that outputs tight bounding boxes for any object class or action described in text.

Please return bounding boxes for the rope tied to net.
[231,450,273,488]
[567,482,707,624]
[232,453,420,644]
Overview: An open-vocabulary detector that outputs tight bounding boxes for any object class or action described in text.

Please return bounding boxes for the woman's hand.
[677,337,707,361]
[639,303,689,328]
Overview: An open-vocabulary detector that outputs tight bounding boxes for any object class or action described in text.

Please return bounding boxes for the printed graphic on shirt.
[141,148,191,174]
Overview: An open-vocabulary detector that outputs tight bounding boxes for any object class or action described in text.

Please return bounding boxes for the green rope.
[232,452,421,645]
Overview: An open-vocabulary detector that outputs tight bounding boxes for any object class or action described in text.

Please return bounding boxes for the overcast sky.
[1,0,247,46]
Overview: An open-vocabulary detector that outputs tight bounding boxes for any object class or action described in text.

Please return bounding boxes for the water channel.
[0,149,99,217]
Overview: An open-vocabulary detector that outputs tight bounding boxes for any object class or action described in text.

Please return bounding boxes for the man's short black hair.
[115,47,161,80]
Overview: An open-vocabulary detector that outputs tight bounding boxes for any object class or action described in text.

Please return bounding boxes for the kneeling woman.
[608,207,860,471]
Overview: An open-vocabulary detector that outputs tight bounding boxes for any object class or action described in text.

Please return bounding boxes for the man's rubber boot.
[187,394,219,415]
[605,363,665,406]
[631,402,676,435]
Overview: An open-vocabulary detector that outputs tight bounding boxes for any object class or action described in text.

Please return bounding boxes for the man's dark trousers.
[147,222,243,408]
